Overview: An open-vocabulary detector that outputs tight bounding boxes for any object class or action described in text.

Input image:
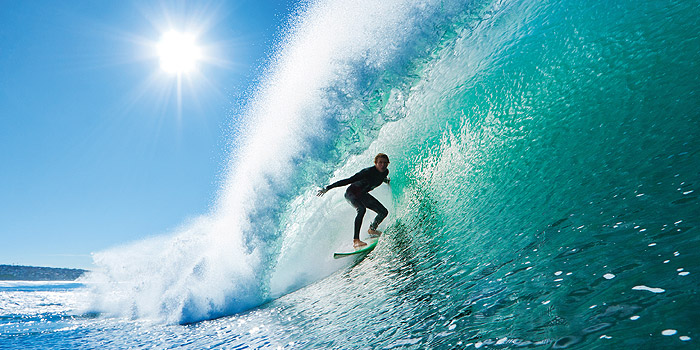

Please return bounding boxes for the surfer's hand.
[317,188,328,197]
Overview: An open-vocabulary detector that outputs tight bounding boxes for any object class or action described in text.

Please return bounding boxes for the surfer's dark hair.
[374,153,390,163]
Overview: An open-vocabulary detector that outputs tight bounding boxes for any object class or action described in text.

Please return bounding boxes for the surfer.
[317,153,391,248]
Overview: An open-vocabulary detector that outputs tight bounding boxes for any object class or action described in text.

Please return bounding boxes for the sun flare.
[157,30,202,74]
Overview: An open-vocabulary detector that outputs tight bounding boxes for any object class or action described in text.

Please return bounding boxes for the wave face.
[86,0,699,344]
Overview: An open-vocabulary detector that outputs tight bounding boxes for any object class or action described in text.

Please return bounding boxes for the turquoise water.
[3,0,698,348]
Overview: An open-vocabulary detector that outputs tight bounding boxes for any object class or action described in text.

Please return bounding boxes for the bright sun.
[157,30,202,74]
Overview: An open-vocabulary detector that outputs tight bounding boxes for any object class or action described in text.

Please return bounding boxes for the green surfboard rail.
[333,238,379,259]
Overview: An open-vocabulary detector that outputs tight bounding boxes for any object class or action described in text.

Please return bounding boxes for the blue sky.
[0,0,299,269]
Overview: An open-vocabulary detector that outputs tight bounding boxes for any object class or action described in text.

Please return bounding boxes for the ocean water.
[3,0,698,348]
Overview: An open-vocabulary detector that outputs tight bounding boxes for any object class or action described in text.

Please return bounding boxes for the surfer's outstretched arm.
[316,172,364,197]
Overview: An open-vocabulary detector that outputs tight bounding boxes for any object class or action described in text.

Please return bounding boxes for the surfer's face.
[375,158,389,172]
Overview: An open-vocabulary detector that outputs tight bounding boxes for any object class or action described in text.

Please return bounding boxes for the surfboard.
[333,238,379,259]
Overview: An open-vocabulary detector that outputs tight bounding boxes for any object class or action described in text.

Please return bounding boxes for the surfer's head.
[374,153,390,172]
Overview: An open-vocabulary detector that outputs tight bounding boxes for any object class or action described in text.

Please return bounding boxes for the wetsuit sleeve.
[325,169,366,190]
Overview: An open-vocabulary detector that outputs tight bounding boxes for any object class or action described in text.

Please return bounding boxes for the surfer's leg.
[345,191,367,240]
[363,193,388,230]
[353,206,366,239]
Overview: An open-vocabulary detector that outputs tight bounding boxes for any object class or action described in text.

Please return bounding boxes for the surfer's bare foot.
[368,228,382,236]
[353,239,367,248]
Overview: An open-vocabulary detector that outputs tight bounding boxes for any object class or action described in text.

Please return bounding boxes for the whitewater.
[2,0,698,348]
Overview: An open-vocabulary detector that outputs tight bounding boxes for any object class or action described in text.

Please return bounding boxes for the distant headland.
[0,265,88,281]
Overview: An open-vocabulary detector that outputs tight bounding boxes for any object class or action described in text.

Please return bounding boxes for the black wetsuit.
[325,166,389,239]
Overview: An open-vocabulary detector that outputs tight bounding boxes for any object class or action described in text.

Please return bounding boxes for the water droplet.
[632,285,665,293]
[680,336,691,341]
[630,315,640,320]
[555,271,563,276]
[603,273,615,279]
[679,272,690,276]
[662,329,677,336]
